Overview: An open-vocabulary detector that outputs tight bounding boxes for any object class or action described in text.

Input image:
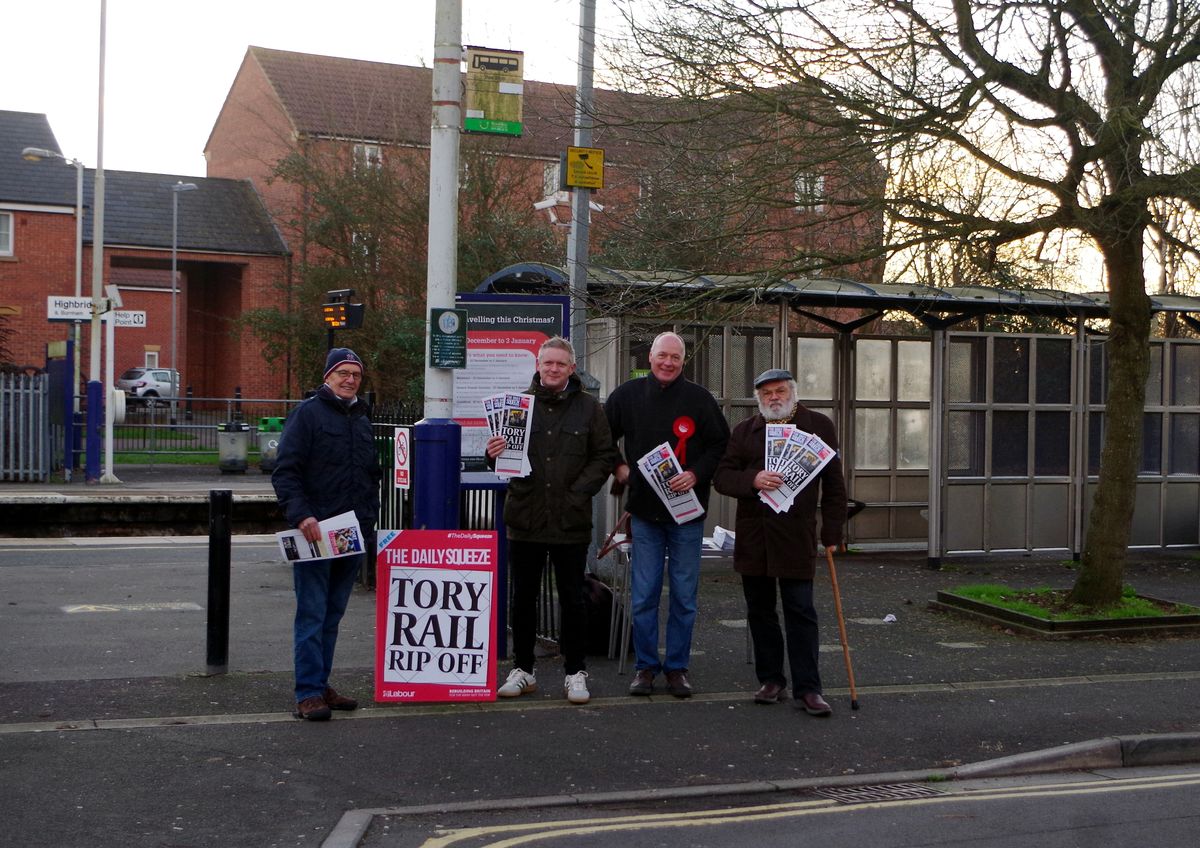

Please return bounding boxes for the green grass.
[112,452,262,466]
[951,583,1200,620]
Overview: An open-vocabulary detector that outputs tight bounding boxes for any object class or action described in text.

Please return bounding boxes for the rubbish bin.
[217,421,250,473]
[257,417,285,474]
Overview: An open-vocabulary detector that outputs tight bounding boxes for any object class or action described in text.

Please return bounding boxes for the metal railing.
[1,372,52,481]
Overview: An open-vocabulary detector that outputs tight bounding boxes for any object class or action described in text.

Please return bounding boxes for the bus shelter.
[477,263,1200,568]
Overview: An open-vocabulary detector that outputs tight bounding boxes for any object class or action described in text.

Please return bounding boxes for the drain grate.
[813,783,945,804]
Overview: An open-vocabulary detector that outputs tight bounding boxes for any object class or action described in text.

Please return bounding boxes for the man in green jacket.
[487,337,617,705]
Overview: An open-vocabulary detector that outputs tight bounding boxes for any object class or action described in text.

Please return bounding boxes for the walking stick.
[825,546,860,710]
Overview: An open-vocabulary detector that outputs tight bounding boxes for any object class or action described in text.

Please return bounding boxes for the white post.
[87,0,110,482]
[424,0,462,420]
[566,0,596,368]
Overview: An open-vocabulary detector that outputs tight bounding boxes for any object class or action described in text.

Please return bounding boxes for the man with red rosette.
[606,332,729,697]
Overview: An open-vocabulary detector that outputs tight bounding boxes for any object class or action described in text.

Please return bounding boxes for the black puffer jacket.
[502,373,617,544]
[272,385,382,531]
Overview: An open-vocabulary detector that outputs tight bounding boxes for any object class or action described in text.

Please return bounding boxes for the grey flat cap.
[754,368,794,389]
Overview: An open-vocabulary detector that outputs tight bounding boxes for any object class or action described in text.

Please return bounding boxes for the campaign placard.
[374,529,498,703]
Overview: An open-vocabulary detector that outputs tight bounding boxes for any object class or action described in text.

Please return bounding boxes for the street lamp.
[23,146,84,480]
[168,181,198,425]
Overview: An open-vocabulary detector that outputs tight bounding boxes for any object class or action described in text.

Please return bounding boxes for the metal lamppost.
[169,182,197,425]
[21,146,84,479]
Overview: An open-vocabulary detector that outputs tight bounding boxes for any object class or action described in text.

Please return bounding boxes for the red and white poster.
[393,427,411,490]
[374,529,498,702]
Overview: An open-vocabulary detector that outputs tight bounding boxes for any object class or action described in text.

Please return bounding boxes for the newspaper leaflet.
[636,442,704,524]
[758,424,836,514]
[484,392,533,477]
[276,510,366,561]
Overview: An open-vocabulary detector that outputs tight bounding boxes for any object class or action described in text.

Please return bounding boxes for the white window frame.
[0,211,13,256]
[353,143,383,172]
[145,351,159,368]
[793,172,826,213]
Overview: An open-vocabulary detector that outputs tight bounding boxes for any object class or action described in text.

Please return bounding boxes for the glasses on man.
[331,370,363,381]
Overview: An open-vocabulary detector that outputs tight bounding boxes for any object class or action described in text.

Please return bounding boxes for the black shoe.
[665,669,692,698]
[628,669,655,696]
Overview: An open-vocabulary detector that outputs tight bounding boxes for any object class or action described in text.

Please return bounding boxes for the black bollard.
[185,385,194,421]
[233,386,244,421]
[206,489,233,674]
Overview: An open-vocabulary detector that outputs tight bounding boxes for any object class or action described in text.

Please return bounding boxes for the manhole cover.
[813,783,944,804]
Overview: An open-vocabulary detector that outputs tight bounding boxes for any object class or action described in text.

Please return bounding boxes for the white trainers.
[497,667,537,698]
[564,671,590,704]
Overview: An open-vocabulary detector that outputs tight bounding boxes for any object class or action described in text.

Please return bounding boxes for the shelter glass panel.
[1145,344,1163,406]
[854,408,891,469]
[1088,340,1106,404]
[1088,412,1102,475]
[855,339,891,401]
[1170,413,1200,475]
[794,337,834,400]
[1034,411,1070,476]
[992,410,1028,476]
[1173,346,1200,406]
[1035,338,1072,405]
[731,327,774,398]
[897,340,930,402]
[948,337,985,403]
[1142,413,1162,475]
[682,328,724,395]
[897,408,929,470]
[993,338,1030,404]
[948,410,984,476]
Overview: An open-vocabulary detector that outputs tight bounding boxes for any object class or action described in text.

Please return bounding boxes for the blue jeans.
[293,554,362,702]
[629,516,704,674]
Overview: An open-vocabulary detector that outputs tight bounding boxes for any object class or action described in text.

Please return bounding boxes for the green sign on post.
[429,308,468,369]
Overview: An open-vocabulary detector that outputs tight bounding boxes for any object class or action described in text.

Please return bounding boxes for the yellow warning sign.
[565,146,604,190]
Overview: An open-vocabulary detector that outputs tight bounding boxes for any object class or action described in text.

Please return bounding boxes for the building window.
[353,143,382,172]
[793,172,825,212]
[0,212,12,256]
[543,161,561,197]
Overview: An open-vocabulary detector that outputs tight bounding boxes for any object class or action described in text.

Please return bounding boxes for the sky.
[4,0,627,177]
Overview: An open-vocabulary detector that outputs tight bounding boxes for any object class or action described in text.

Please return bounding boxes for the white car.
[116,367,180,407]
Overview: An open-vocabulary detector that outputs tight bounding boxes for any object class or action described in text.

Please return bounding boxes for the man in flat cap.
[713,368,847,716]
[273,347,381,720]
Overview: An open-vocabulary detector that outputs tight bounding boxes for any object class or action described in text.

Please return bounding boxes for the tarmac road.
[2,535,1200,847]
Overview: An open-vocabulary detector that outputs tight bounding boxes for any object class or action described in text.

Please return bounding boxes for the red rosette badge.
[673,416,696,465]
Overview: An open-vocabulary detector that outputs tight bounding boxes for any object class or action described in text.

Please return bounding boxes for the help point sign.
[375,529,498,702]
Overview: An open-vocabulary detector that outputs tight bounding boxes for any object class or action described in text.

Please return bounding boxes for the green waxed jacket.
[502,373,618,544]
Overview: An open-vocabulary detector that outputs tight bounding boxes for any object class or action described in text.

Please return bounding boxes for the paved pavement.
[1,466,1199,847]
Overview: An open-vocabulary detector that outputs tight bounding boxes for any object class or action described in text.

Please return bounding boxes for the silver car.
[116,367,180,407]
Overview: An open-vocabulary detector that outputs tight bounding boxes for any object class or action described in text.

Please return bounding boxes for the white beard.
[758,397,793,419]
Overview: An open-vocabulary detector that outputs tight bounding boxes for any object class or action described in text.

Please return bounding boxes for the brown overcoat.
[713,405,848,579]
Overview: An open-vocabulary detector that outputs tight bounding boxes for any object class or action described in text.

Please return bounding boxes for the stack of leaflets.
[636,442,704,524]
[759,424,836,514]
[484,392,533,477]
[276,511,365,562]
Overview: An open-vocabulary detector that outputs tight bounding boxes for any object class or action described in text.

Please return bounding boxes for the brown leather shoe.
[798,692,832,717]
[628,669,655,696]
[754,681,787,704]
[665,669,692,698]
[294,695,331,721]
[323,686,358,711]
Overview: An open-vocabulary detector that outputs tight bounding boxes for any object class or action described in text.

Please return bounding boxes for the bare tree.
[610,0,1200,606]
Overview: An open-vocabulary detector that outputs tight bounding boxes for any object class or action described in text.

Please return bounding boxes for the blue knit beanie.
[324,348,364,380]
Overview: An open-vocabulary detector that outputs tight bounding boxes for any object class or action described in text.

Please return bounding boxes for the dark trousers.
[742,574,822,695]
[509,540,588,675]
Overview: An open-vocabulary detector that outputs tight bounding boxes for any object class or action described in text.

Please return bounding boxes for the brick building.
[1,110,289,398]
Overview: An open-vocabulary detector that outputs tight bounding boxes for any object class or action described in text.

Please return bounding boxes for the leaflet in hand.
[759,424,835,513]
[276,510,365,562]
[636,442,704,524]
[484,392,533,477]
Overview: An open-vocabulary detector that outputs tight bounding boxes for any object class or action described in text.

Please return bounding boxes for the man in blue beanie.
[273,347,381,720]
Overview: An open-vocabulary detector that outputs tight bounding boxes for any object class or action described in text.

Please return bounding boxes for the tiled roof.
[247,46,661,163]
[91,172,287,255]
[0,110,75,206]
[1,110,287,256]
